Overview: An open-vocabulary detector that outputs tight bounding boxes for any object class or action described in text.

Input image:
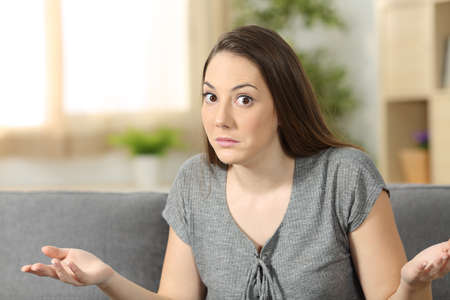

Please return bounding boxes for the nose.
[215,99,232,128]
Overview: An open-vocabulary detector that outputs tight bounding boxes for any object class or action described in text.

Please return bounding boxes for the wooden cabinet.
[377,0,450,183]
[430,95,450,183]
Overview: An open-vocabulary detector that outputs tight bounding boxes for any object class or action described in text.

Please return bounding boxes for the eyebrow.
[203,81,258,91]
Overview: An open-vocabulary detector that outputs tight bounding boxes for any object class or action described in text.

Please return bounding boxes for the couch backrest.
[1,184,449,299]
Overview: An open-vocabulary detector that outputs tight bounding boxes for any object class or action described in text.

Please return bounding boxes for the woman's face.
[201,51,281,166]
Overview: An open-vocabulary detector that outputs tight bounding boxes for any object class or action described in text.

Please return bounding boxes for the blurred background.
[0,0,449,191]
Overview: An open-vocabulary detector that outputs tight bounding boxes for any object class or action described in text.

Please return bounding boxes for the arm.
[348,190,449,300]
[157,226,207,300]
[21,226,205,300]
[349,190,412,300]
[94,226,206,300]
[97,271,171,300]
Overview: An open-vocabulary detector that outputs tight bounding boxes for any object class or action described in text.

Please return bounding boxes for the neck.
[228,152,295,195]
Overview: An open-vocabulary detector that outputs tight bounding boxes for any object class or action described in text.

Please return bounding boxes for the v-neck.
[220,157,298,257]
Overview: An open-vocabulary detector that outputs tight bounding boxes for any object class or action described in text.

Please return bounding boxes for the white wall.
[291,0,379,160]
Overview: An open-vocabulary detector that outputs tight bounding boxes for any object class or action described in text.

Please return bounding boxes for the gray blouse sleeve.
[161,161,192,246]
[340,151,390,233]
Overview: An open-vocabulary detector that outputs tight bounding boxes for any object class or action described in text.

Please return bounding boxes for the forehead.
[204,51,264,87]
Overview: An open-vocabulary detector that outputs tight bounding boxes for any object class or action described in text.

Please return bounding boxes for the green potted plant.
[108,127,184,188]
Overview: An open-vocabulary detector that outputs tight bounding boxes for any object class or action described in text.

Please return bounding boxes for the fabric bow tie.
[242,254,278,300]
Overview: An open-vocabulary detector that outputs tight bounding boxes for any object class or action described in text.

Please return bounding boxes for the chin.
[215,150,248,166]
[215,153,236,165]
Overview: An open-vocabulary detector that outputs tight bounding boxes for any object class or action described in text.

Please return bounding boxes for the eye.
[203,92,217,103]
[236,95,253,106]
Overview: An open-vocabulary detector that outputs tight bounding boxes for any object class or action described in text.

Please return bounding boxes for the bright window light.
[0,0,46,127]
[61,0,189,115]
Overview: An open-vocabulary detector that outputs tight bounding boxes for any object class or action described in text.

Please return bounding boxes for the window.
[0,0,46,128]
[0,0,189,130]
[61,0,190,115]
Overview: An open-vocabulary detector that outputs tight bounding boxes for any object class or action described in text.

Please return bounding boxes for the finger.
[415,261,434,282]
[28,263,58,279]
[416,261,429,279]
[42,246,69,260]
[436,254,450,278]
[52,259,81,286]
[422,261,433,274]
[67,261,87,284]
[21,265,31,272]
[429,256,447,278]
[22,263,58,279]
[418,261,427,272]
[52,259,82,286]
[425,252,450,280]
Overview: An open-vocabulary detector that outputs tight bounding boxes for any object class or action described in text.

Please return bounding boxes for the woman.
[21,25,449,300]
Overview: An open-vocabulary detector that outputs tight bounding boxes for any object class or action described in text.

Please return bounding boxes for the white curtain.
[61,0,189,114]
[0,0,46,127]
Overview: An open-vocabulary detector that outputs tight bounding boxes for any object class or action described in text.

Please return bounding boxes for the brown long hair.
[202,25,363,169]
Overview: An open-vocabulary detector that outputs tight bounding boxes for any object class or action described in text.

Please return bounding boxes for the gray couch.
[1,184,449,299]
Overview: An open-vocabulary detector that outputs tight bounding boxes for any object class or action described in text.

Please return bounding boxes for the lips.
[216,137,239,147]
[216,137,238,142]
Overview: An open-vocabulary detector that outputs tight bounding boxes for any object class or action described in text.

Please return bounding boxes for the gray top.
[161,147,390,299]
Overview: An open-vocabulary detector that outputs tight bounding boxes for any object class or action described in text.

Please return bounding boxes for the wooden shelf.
[431,88,450,101]
[378,0,450,184]
[434,0,450,5]
[384,95,430,103]
[434,88,450,97]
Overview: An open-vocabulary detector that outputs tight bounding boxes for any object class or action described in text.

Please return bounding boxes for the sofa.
[1,184,449,299]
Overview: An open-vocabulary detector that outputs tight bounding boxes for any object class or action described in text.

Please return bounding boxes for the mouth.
[215,137,239,147]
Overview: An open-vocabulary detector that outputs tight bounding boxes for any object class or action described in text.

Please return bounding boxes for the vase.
[132,155,160,189]
[399,148,430,184]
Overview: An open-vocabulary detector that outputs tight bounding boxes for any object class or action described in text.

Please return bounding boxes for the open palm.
[401,239,450,289]
[21,245,115,287]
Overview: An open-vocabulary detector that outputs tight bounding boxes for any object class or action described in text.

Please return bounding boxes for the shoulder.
[301,147,376,175]
[172,153,218,189]
[323,148,389,232]
[178,153,209,171]
[303,147,383,192]
[325,146,377,173]
[325,147,387,197]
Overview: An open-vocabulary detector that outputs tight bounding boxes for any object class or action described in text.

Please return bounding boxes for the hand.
[21,245,115,287]
[400,239,450,290]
